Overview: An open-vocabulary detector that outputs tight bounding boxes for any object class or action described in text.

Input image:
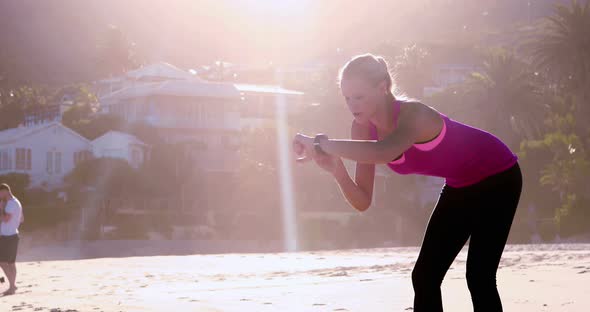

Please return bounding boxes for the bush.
[0,173,30,197]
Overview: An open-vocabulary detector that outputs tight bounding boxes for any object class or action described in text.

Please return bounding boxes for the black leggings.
[412,163,522,312]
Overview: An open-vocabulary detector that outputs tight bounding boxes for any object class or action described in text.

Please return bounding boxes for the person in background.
[0,183,24,296]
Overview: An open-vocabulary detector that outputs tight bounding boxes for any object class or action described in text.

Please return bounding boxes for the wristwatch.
[314,134,328,155]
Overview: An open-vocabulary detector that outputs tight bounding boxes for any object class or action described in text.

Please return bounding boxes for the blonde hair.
[339,53,396,99]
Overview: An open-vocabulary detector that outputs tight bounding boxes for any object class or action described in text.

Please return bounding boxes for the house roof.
[0,122,90,145]
[234,84,304,96]
[126,62,199,81]
[92,131,148,147]
[99,80,242,102]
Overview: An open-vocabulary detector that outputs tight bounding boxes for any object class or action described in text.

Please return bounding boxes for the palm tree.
[462,51,545,148]
[529,0,590,124]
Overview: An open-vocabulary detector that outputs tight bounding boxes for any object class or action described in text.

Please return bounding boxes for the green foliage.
[428,49,545,149]
[0,174,75,231]
[394,44,433,99]
[96,25,141,77]
[64,113,125,140]
[528,0,590,133]
[0,85,52,130]
[529,0,590,89]
[520,95,590,232]
[19,188,73,231]
[65,157,144,197]
[0,173,30,197]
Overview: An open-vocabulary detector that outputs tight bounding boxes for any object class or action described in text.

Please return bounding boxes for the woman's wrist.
[332,159,348,181]
[314,134,329,155]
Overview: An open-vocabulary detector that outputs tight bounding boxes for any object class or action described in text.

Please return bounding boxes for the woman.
[293,54,522,312]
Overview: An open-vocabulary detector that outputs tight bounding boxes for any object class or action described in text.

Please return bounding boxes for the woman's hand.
[314,153,345,176]
[293,133,315,162]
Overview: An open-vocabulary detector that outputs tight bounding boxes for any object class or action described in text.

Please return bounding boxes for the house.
[0,121,150,189]
[0,122,91,188]
[98,79,242,173]
[97,63,306,172]
[236,83,305,130]
[91,131,150,169]
[94,62,200,98]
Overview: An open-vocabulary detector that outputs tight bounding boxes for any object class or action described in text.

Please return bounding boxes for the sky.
[0,0,562,83]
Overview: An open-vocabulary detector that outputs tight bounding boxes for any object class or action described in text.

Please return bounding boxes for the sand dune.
[1,244,590,311]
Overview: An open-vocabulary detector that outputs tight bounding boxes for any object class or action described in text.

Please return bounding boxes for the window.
[55,152,62,174]
[47,151,62,174]
[131,149,141,165]
[15,148,31,170]
[46,151,53,174]
[74,150,92,166]
[27,149,31,170]
[0,150,12,171]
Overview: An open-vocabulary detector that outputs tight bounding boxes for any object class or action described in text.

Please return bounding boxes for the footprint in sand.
[359,279,373,282]
[577,270,589,274]
[313,303,326,306]
[11,304,34,311]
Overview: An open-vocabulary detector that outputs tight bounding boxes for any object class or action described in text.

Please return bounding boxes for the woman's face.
[340,77,387,125]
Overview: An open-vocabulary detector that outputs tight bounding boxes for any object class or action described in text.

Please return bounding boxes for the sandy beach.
[0,244,589,311]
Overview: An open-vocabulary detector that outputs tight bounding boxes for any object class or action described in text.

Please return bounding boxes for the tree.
[472,51,544,140]
[63,113,125,140]
[394,44,433,99]
[521,95,590,236]
[65,158,143,198]
[529,0,590,131]
[96,25,140,77]
[430,50,545,149]
[0,85,53,130]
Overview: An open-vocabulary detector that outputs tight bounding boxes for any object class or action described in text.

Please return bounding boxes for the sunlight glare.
[275,70,298,252]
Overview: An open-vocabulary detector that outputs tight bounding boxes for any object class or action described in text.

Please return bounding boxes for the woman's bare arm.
[331,121,376,212]
[318,103,441,164]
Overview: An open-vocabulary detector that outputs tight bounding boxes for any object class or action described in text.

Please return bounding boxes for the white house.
[0,122,91,188]
[91,131,150,169]
[96,62,306,173]
[98,79,241,173]
[94,62,200,98]
[236,83,305,130]
[0,121,151,189]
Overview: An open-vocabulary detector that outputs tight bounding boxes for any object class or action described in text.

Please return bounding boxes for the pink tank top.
[370,100,518,188]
